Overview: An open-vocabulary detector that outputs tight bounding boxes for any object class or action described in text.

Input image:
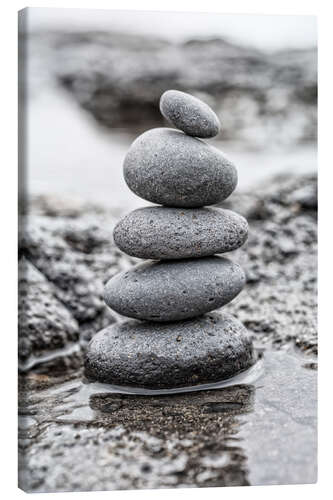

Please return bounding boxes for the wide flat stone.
[104,256,245,322]
[114,206,248,259]
[160,90,221,138]
[84,312,254,389]
[123,128,237,207]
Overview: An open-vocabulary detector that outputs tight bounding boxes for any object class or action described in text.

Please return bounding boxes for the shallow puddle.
[18,347,317,492]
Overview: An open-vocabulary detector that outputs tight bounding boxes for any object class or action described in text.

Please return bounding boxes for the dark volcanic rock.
[114,206,248,259]
[104,257,245,322]
[85,312,254,388]
[160,89,221,138]
[18,258,81,372]
[18,173,317,492]
[19,211,135,370]
[20,173,317,372]
[124,128,237,207]
[223,174,317,355]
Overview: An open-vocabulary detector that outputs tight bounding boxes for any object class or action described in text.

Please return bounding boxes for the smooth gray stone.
[123,128,237,207]
[84,312,254,389]
[114,206,248,259]
[160,90,221,138]
[104,256,245,322]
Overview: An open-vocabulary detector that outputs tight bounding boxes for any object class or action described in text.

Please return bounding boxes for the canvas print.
[18,8,317,492]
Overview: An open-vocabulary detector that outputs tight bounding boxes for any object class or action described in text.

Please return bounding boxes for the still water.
[19,349,317,490]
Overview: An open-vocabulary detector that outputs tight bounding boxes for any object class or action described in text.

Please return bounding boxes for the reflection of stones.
[18,379,254,491]
[88,385,254,433]
[18,351,316,491]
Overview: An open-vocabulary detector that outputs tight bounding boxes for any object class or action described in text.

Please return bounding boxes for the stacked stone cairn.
[85,90,254,390]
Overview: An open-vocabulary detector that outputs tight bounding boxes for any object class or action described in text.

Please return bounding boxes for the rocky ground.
[19,172,317,372]
[18,172,317,491]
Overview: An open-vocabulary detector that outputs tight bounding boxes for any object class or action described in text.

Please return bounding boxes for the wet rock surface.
[114,206,248,259]
[18,173,317,491]
[123,128,237,207]
[85,313,254,388]
[104,257,245,322]
[18,351,316,492]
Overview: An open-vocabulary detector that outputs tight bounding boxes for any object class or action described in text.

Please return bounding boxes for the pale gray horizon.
[25,8,317,52]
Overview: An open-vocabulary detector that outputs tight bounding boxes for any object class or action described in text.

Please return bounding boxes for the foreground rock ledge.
[84,312,254,389]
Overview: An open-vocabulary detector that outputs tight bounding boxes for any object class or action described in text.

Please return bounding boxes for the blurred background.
[19,8,317,213]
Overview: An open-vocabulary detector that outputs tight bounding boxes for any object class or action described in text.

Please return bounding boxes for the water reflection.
[18,350,317,491]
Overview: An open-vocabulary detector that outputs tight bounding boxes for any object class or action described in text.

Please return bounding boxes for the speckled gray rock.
[104,256,245,322]
[160,90,221,138]
[85,312,254,388]
[123,128,237,207]
[18,258,81,373]
[114,206,248,259]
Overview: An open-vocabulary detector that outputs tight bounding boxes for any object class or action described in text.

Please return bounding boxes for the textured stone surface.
[223,174,317,355]
[123,128,237,207]
[160,90,221,138]
[114,206,248,259]
[19,212,134,356]
[20,173,317,370]
[18,350,316,492]
[85,312,254,388]
[18,174,317,492]
[104,257,245,322]
[18,258,81,373]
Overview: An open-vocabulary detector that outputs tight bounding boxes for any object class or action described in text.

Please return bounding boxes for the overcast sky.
[25,8,317,52]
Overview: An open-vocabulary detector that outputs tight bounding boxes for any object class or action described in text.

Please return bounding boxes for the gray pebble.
[160,90,221,138]
[84,312,254,389]
[123,128,237,207]
[104,256,245,322]
[114,206,248,259]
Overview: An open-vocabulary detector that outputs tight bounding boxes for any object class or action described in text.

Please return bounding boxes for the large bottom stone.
[84,312,254,389]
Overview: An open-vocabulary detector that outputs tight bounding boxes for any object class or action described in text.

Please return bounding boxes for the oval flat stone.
[123,128,237,207]
[114,206,248,259]
[84,312,254,389]
[160,90,221,138]
[104,256,245,322]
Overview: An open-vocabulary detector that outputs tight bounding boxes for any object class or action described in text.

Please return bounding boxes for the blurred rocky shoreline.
[24,30,317,148]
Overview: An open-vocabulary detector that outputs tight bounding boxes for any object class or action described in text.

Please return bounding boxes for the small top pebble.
[160,90,221,138]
